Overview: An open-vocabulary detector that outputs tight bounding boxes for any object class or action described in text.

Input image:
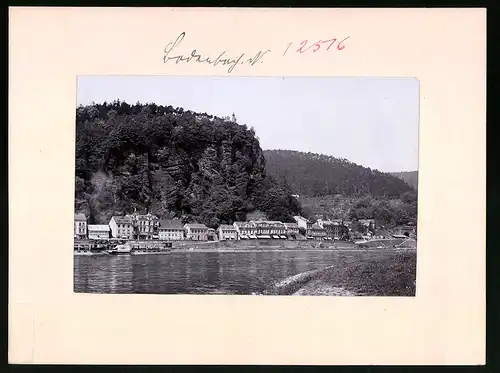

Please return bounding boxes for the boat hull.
[131,251,171,255]
[108,251,131,255]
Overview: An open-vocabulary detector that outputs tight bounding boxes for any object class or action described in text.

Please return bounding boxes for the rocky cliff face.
[74,102,301,227]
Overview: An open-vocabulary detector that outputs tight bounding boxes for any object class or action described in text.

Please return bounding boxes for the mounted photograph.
[74,75,419,296]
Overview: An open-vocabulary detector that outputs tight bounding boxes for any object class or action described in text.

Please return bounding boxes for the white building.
[127,212,159,240]
[158,219,184,240]
[207,228,217,241]
[284,222,299,236]
[88,225,110,240]
[309,223,327,240]
[233,221,257,239]
[184,223,209,241]
[217,225,238,240]
[293,216,310,231]
[249,220,287,239]
[359,219,376,229]
[74,213,87,239]
[109,216,134,239]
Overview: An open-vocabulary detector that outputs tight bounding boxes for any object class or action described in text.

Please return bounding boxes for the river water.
[74,250,389,295]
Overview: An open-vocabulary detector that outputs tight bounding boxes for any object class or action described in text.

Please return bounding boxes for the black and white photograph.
[74,76,419,296]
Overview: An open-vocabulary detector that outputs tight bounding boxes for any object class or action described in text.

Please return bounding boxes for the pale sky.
[77,76,419,172]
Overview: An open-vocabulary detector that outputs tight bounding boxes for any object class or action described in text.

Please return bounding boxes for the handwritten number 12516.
[283,36,350,56]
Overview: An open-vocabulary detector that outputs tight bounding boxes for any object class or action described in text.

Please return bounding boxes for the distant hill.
[263,149,414,198]
[391,171,418,190]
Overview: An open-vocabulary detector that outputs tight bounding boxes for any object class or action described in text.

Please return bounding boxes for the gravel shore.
[264,250,417,296]
[292,281,357,296]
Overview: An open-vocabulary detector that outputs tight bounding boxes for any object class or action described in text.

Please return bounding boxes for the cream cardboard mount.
[8,7,486,365]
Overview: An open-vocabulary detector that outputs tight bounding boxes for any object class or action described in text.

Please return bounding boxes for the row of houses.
[74,213,354,241]
[293,216,351,240]
[75,213,191,240]
[75,211,414,242]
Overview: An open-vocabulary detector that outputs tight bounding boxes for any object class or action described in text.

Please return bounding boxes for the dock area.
[74,237,416,255]
[74,239,172,254]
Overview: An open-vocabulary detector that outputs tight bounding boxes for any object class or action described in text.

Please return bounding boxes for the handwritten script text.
[163,33,271,73]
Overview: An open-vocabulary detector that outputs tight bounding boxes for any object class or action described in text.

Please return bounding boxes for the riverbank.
[171,239,357,250]
[170,247,415,253]
[75,237,417,253]
[168,238,415,253]
[75,237,417,254]
[75,238,356,253]
[263,250,417,296]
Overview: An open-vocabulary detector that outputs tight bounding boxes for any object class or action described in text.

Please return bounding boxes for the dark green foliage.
[263,149,414,198]
[347,196,417,228]
[391,171,418,190]
[75,101,301,227]
[296,192,418,230]
[263,150,418,229]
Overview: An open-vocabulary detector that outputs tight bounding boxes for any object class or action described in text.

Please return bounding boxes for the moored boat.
[108,243,132,255]
[74,250,94,256]
[131,250,171,255]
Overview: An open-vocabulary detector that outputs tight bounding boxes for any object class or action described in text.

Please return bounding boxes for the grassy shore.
[263,250,417,296]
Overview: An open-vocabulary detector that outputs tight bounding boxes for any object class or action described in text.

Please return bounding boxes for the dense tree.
[391,171,418,190]
[75,102,301,227]
[263,150,418,230]
[263,149,414,198]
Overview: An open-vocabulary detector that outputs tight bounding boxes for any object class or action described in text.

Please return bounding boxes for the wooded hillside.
[263,149,414,198]
[391,171,418,190]
[262,150,418,229]
[75,101,301,227]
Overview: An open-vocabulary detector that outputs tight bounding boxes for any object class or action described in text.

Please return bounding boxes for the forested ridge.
[391,171,418,190]
[263,150,418,230]
[263,149,414,198]
[75,101,301,227]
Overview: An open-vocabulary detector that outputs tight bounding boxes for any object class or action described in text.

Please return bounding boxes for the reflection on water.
[74,251,386,295]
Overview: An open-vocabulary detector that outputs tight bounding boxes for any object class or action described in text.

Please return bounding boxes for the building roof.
[311,223,325,230]
[266,221,285,225]
[293,215,309,222]
[159,219,184,229]
[234,221,256,228]
[284,223,298,228]
[88,225,110,231]
[250,220,284,226]
[219,224,236,230]
[251,220,268,225]
[111,216,133,224]
[184,223,208,229]
[136,213,159,220]
[319,220,334,226]
[74,213,87,221]
[319,220,340,226]
[359,219,375,224]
